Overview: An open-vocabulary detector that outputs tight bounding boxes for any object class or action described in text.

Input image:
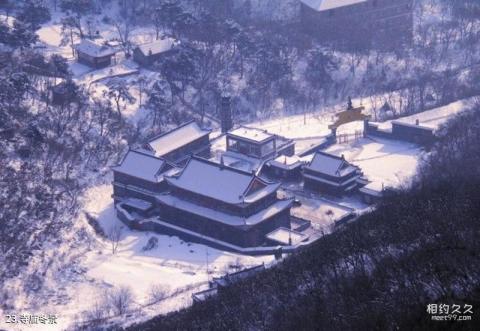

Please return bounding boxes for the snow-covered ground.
[5,5,473,329]
[1,184,274,331]
[280,190,353,233]
[253,112,334,139]
[76,61,139,85]
[326,137,422,190]
[376,98,476,131]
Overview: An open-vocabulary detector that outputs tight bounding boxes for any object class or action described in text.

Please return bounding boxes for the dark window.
[329,10,335,17]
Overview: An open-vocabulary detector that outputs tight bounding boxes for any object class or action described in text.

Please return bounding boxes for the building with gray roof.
[303,151,363,195]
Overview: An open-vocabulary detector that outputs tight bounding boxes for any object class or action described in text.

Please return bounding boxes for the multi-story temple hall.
[156,157,293,247]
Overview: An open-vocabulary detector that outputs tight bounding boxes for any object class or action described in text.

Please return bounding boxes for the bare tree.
[111,15,132,56]
[107,285,135,315]
[108,224,122,254]
[83,300,108,324]
[137,76,147,108]
[368,93,381,121]
[151,7,163,40]
[148,284,171,303]
[60,15,84,57]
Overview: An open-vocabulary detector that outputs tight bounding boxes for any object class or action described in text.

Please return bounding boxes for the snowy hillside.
[1,0,480,330]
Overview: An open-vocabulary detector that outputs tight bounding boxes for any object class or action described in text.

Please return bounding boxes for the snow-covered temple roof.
[268,155,304,170]
[301,0,367,12]
[147,121,211,157]
[156,194,292,226]
[112,150,167,182]
[306,151,358,177]
[136,38,175,56]
[74,39,116,57]
[166,157,280,204]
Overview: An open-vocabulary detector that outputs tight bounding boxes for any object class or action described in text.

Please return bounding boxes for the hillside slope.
[128,107,480,330]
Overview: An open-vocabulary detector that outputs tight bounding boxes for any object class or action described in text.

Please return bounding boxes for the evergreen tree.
[17,0,51,30]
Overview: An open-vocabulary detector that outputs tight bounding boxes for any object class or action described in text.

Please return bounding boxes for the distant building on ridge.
[300,0,414,48]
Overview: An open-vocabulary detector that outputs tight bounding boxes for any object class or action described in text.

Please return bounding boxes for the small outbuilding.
[266,155,304,180]
[74,39,116,69]
[226,126,295,161]
[50,80,78,105]
[133,38,175,67]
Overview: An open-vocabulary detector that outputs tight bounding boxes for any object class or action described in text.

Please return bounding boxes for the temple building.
[74,39,116,69]
[303,151,363,195]
[226,126,295,160]
[265,155,304,180]
[133,38,175,67]
[143,120,212,165]
[111,149,179,203]
[300,0,414,48]
[156,156,293,247]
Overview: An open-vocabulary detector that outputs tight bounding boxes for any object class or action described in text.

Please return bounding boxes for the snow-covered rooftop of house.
[269,155,303,170]
[166,157,280,204]
[112,150,166,182]
[228,126,275,143]
[362,181,385,192]
[359,183,384,197]
[266,228,308,245]
[74,39,116,57]
[137,38,175,56]
[306,152,358,177]
[148,121,211,157]
[301,0,367,11]
[217,151,264,173]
